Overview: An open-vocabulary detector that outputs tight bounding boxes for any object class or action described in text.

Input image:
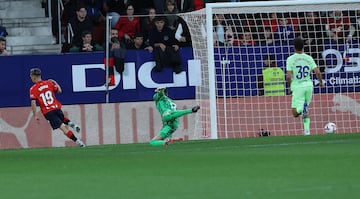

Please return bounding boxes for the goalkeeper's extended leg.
[162,105,200,122]
[150,137,173,146]
[150,125,174,146]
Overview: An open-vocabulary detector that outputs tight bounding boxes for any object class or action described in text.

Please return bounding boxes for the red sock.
[63,117,70,125]
[66,131,77,142]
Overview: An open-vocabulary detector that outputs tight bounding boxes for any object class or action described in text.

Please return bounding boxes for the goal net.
[180,0,360,139]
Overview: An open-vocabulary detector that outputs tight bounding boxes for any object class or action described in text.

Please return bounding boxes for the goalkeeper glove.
[192,105,200,113]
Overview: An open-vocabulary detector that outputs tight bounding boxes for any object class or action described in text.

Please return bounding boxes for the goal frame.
[204,0,360,139]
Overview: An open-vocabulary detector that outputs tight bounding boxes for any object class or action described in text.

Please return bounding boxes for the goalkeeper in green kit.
[286,37,324,135]
[150,87,200,146]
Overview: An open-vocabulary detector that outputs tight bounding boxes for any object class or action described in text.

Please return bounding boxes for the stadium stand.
[0,0,59,55]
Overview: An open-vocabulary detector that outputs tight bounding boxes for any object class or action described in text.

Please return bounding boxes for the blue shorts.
[44,109,65,130]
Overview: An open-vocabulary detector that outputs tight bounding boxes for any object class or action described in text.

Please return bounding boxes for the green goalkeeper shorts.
[159,121,178,138]
[291,85,313,111]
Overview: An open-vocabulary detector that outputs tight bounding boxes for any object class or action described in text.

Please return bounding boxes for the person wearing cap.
[149,16,182,74]
[29,68,85,147]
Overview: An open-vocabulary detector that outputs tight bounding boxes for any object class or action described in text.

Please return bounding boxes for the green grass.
[1,133,360,199]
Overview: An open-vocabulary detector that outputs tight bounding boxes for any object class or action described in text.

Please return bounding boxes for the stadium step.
[7,44,60,55]
[0,0,43,12]
[7,26,52,36]
[1,18,51,27]
[0,8,45,19]
[0,0,60,55]
[6,35,54,46]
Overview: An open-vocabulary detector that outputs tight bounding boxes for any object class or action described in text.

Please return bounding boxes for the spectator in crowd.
[351,10,360,42]
[59,0,84,49]
[108,28,127,74]
[114,4,140,47]
[241,13,262,34]
[261,27,274,45]
[176,0,194,13]
[325,10,355,43]
[0,36,8,56]
[69,31,104,52]
[128,33,153,52]
[110,28,120,43]
[84,0,106,25]
[175,16,192,47]
[69,5,94,47]
[0,24,8,37]
[213,14,234,46]
[61,0,81,25]
[130,0,154,15]
[153,0,166,14]
[301,12,324,46]
[194,0,204,10]
[164,0,179,30]
[238,30,256,46]
[149,16,182,74]
[141,7,156,46]
[262,13,278,32]
[288,12,301,32]
[104,0,126,28]
[300,12,325,71]
[273,14,295,44]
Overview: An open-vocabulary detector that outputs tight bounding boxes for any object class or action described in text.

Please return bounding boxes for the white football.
[324,122,337,134]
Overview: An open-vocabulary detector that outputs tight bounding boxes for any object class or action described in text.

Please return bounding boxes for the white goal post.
[180,0,360,139]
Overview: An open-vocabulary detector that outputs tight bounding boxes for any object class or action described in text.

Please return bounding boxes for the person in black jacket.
[149,16,182,74]
[69,5,94,47]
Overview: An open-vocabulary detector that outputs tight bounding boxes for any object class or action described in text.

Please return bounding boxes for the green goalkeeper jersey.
[153,90,177,120]
[286,52,317,90]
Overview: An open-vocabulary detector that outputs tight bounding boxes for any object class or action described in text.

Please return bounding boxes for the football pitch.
[0,133,359,199]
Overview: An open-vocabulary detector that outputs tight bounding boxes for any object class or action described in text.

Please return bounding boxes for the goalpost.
[180,0,360,139]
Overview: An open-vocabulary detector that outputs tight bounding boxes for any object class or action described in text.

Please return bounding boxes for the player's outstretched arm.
[314,68,324,87]
[286,71,293,94]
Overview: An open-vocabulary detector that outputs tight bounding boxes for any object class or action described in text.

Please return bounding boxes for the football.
[324,122,337,134]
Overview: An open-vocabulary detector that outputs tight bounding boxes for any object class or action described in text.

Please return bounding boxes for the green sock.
[150,139,165,146]
[163,109,193,122]
[303,118,310,131]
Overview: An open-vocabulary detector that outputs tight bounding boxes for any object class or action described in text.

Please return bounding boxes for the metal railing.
[67,22,74,44]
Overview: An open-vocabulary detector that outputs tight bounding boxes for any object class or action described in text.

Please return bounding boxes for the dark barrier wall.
[214,43,360,96]
[1,43,359,108]
[0,48,199,107]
